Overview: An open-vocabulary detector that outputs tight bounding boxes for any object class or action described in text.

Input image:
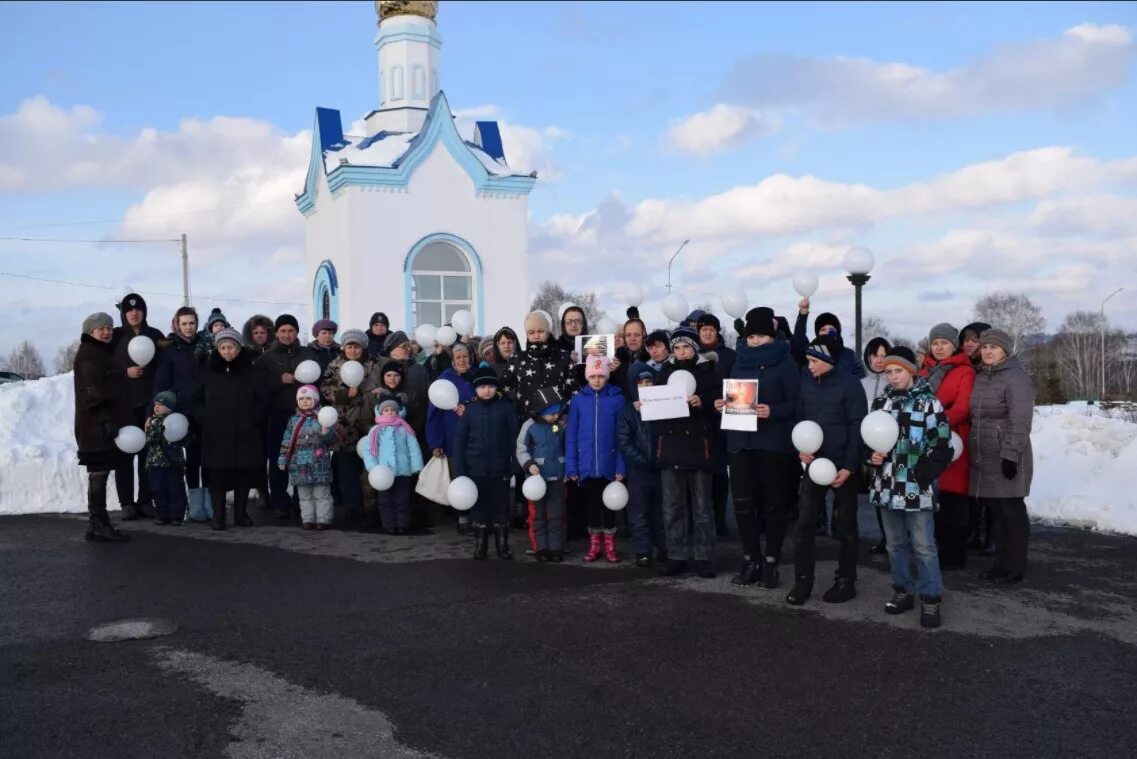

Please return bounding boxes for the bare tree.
[1054,311,1134,400]
[973,292,1046,359]
[6,341,46,379]
[530,281,607,336]
[55,340,81,375]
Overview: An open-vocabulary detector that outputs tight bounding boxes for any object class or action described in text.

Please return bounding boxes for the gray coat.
[968,356,1034,499]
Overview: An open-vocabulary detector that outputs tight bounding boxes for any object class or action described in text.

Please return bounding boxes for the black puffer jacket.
[254,340,317,413]
[112,323,168,411]
[450,395,519,479]
[153,332,208,419]
[724,340,799,456]
[652,357,719,470]
[242,315,275,359]
[198,350,267,471]
[500,339,577,419]
[796,365,867,472]
[73,334,133,469]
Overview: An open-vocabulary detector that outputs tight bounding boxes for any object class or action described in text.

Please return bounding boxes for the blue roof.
[473,121,505,162]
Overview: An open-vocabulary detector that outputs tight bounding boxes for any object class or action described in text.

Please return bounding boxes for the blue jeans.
[879,509,943,600]
[626,468,666,557]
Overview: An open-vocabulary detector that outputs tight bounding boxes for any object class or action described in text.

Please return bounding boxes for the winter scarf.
[282,409,318,463]
[368,413,416,457]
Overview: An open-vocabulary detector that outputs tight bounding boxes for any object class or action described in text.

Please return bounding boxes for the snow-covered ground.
[2,375,1136,536]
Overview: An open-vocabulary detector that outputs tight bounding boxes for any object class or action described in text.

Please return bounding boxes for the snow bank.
[0,374,122,515]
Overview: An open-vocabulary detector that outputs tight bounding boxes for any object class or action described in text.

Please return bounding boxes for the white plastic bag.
[415,455,451,506]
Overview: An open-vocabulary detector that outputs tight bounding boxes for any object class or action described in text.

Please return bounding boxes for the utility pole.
[1101,287,1123,401]
[666,239,690,294]
[181,233,190,306]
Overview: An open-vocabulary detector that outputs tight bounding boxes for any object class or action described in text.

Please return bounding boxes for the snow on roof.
[319,120,526,177]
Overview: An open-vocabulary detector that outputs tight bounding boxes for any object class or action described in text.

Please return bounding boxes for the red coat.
[919,351,974,495]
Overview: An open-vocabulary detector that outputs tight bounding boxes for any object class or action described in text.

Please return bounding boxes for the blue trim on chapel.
[312,259,340,328]
[402,233,484,334]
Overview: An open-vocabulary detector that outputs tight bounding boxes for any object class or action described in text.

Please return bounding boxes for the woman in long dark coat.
[73,312,133,542]
[198,328,268,530]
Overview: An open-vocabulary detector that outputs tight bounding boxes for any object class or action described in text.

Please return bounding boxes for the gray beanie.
[214,327,243,348]
[377,398,402,416]
[82,312,114,335]
[383,330,409,353]
[928,323,958,346]
[340,329,368,349]
[979,328,1014,356]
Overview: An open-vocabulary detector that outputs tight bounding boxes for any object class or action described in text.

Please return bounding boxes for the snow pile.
[0,373,122,515]
[1030,404,1137,536]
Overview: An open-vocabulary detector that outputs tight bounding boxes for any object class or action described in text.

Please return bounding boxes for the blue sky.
[2,1,1136,360]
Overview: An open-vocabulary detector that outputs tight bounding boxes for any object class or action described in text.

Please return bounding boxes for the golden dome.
[376,1,438,23]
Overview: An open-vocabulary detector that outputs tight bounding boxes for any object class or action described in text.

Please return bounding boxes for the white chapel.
[294,0,536,336]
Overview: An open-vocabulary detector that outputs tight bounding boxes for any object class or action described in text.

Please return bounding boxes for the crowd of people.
[72,292,1036,629]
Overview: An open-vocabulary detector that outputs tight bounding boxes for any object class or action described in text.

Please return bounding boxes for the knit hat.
[928,323,958,346]
[635,366,655,382]
[685,309,706,325]
[814,312,841,336]
[979,328,1014,356]
[380,360,404,378]
[383,330,409,354]
[883,346,918,375]
[806,334,843,365]
[377,398,402,416]
[153,390,177,411]
[214,327,243,348]
[669,325,700,353]
[312,319,338,337]
[275,314,299,332]
[118,293,147,320]
[645,328,671,348]
[340,329,368,348]
[743,307,777,338]
[478,336,496,359]
[585,354,611,379]
[296,384,321,405]
[959,321,992,345]
[369,312,389,327]
[82,312,114,335]
[205,308,229,331]
[472,366,499,388]
[697,313,721,333]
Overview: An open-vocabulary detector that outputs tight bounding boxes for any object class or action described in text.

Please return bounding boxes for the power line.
[0,271,305,307]
[0,236,180,243]
[0,198,296,232]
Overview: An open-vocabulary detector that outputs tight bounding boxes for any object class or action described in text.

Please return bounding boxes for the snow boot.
[210,489,227,531]
[730,556,761,586]
[493,524,514,560]
[583,532,603,562]
[86,473,129,543]
[603,530,620,563]
[473,524,489,560]
[120,502,141,521]
[785,575,813,606]
[233,490,253,527]
[822,578,857,603]
[760,556,781,589]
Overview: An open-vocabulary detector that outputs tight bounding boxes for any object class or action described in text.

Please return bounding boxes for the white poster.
[638,384,690,421]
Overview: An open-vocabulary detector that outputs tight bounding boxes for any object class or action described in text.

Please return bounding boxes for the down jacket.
[652,357,719,471]
[501,339,577,420]
[566,382,627,480]
[724,340,799,456]
[361,421,425,477]
[255,340,318,414]
[969,355,1034,499]
[319,353,381,450]
[73,334,133,470]
[278,413,337,486]
[867,378,953,512]
[516,417,566,480]
[451,395,519,480]
[919,351,974,495]
[616,370,654,471]
[796,365,868,472]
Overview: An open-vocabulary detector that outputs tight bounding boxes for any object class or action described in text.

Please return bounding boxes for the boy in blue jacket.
[516,386,568,562]
[567,355,627,563]
[452,367,519,560]
[617,365,667,567]
[786,334,868,606]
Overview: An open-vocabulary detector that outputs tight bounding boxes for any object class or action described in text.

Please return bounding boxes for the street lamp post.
[1101,287,1123,402]
[844,246,875,360]
[666,239,690,294]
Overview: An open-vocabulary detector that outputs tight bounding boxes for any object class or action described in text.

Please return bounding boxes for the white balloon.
[603,480,629,511]
[625,284,645,307]
[447,476,478,511]
[435,325,457,347]
[356,436,371,461]
[792,272,819,298]
[451,309,474,336]
[318,406,339,428]
[162,413,189,443]
[415,323,437,346]
[294,360,322,384]
[861,410,900,454]
[951,431,963,462]
[721,289,748,319]
[368,464,395,491]
[340,360,365,389]
[428,379,459,411]
[595,317,618,335]
[521,475,547,501]
[127,336,156,367]
[808,458,838,487]
[791,421,824,454]
[114,425,145,454]
[668,369,697,397]
[662,293,689,323]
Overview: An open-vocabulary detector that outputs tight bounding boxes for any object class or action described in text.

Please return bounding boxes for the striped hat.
[214,327,243,348]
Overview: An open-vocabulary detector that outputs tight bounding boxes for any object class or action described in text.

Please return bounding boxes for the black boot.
[210,490,227,531]
[785,575,813,605]
[730,556,761,586]
[257,487,273,511]
[120,502,141,521]
[822,578,857,603]
[473,524,489,560]
[86,473,129,543]
[233,490,254,527]
[494,524,514,560]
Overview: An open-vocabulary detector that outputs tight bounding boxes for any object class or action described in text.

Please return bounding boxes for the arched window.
[312,259,339,327]
[320,288,331,320]
[409,241,473,329]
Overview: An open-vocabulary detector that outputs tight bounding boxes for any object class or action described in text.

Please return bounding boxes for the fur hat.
[296,384,321,405]
[274,314,299,332]
[669,325,700,354]
[153,390,177,411]
[585,354,611,379]
[82,312,114,335]
[380,360,404,378]
[340,329,368,349]
[743,307,777,338]
[928,323,958,346]
[979,328,1014,356]
[806,334,843,365]
[883,346,918,375]
[697,313,721,332]
[213,327,243,349]
[814,312,841,336]
[312,319,338,337]
[472,366,499,388]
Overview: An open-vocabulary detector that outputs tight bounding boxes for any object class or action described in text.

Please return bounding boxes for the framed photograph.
[573,334,615,363]
[721,379,759,432]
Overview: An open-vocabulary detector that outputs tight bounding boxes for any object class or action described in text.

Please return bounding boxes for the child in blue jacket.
[566,355,627,563]
[617,365,667,567]
[363,396,425,535]
[516,386,568,562]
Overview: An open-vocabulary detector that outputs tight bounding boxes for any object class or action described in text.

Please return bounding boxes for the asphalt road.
[2,509,1136,759]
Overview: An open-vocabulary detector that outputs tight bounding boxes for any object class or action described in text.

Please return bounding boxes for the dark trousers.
[730,450,795,562]
[712,470,730,534]
[334,451,364,512]
[147,466,187,522]
[794,476,859,581]
[626,468,666,556]
[528,480,566,551]
[783,461,802,514]
[581,477,616,531]
[266,410,294,515]
[662,469,715,562]
[564,479,585,539]
[114,406,153,506]
[984,497,1030,575]
[378,476,413,531]
[935,491,970,568]
[471,476,511,526]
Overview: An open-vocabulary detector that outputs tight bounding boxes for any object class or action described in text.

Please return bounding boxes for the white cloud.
[663,103,781,156]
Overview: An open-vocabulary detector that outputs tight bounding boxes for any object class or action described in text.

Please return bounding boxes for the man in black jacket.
[111,293,167,520]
